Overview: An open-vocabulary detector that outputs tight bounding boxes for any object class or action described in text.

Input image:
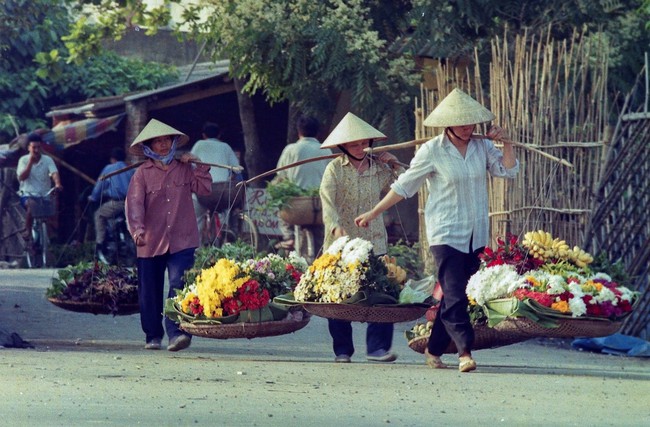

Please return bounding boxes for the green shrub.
[265,179,319,210]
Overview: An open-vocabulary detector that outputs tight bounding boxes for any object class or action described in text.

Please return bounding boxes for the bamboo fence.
[583,81,650,338]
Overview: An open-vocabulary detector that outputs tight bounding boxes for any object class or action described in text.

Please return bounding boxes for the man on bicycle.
[17,133,62,240]
[88,147,134,262]
[190,122,242,239]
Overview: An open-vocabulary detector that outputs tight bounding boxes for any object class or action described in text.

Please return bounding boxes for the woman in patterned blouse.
[319,112,404,363]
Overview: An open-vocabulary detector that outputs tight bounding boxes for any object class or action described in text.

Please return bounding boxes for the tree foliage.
[64,0,422,142]
[0,0,178,144]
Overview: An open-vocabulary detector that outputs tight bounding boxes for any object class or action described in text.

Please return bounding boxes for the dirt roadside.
[1,269,648,427]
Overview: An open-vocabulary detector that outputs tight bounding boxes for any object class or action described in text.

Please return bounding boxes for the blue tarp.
[572,333,650,357]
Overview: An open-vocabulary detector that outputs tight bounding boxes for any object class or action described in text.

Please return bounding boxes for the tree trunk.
[234,77,264,187]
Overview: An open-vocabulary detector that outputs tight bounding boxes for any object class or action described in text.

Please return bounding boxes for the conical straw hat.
[320,112,387,149]
[422,88,495,127]
[129,119,190,155]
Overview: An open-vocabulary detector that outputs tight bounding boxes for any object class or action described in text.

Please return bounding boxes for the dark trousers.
[137,247,195,342]
[328,319,394,357]
[427,244,483,356]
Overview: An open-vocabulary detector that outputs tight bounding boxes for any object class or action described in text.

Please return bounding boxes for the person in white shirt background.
[190,122,242,235]
[274,115,332,250]
[17,133,63,240]
[354,88,519,373]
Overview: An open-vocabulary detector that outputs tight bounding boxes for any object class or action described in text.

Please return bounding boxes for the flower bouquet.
[47,261,139,316]
[164,252,311,339]
[466,231,639,338]
[275,236,431,323]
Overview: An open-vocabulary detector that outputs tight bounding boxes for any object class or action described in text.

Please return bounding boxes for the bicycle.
[203,207,259,251]
[291,225,319,263]
[22,187,57,268]
[197,182,259,251]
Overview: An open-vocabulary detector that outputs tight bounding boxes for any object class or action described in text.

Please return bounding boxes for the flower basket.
[466,231,639,339]
[485,297,628,338]
[47,297,139,316]
[46,262,139,316]
[278,196,322,225]
[167,297,311,339]
[301,302,427,323]
[492,316,623,339]
[179,310,311,339]
[405,323,528,354]
[275,292,429,324]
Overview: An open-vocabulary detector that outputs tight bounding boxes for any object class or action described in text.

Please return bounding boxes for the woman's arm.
[355,189,404,228]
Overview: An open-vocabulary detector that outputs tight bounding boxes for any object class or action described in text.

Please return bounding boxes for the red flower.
[513,288,554,307]
[479,233,542,274]
[189,296,204,315]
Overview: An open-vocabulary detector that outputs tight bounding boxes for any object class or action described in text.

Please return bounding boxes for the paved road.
[1,269,648,426]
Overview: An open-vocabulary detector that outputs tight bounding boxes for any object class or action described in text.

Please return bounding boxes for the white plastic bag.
[398,275,436,304]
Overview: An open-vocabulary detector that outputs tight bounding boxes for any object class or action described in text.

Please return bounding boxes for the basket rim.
[179,313,311,339]
[47,297,139,315]
[302,302,427,323]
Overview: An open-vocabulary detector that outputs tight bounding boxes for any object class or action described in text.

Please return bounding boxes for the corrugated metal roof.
[47,60,231,116]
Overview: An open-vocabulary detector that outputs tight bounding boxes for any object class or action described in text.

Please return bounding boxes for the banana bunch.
[380,255,407,285]
[522,230,570,262]
[410,321,433,337]
[567,246,593,268]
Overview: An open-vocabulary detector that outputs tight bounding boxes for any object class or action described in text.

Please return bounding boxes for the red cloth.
[126,159,211,258]
[425,281,444,322]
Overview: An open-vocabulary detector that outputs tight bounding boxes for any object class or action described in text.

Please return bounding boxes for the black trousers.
[427,244,483,356]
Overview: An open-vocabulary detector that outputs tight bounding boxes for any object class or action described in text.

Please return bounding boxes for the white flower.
[288,251,309,271]
[326,236,349,255]
[567,283,585,299]
[618,286,636,302]
[591,272,612,282]
[595,287,617,304]
[466,265,525,305]
[568,297,587,317]
[341,237,373,265]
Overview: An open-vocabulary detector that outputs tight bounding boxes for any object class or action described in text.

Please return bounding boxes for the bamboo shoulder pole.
[238,153,342,187]
[364,135,574,169]
[100,159,243,181]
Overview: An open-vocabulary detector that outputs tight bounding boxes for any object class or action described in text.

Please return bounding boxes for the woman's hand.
[377,152,401,169]
[333,226,347,239]
[134,232,146,246]
[487,125,509,142]
[355,211,376,228]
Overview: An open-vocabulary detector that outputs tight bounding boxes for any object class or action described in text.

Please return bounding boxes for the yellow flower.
[194,259,250,319]
[180,292,197,313]
[551,300,570,313]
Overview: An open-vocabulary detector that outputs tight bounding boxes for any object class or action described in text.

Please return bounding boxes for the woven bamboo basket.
[47,297,139,316]
[303,303,427,323]
[493,316,623,338]
[407,323,528,354]
[179,313,311,339]
[279,196,323,225]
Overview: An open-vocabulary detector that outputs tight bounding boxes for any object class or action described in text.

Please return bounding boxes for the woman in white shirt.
[355,89,519,373]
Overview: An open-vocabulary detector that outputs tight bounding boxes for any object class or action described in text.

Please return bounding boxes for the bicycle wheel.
[26,220,45,268]
[40,220,49,267]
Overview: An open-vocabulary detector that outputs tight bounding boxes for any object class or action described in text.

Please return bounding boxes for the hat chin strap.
[445,126,473,143]
[337,139,374,162]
